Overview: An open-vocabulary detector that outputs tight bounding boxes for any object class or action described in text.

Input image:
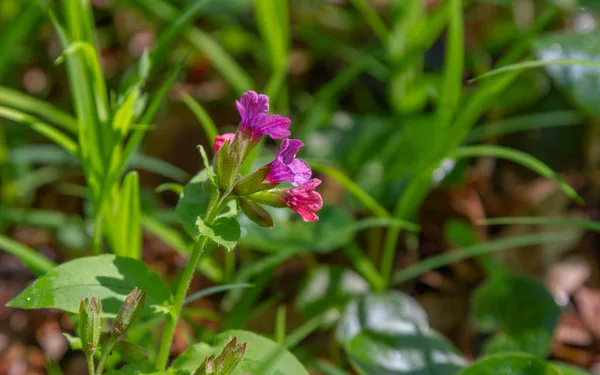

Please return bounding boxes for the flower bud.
[233,166,274,196]
[113,288,146,337]
[215,137,242,193]
[240,198,274,228]
[194,337,246,375]
[79,297,102,356]
[245,188,290,208]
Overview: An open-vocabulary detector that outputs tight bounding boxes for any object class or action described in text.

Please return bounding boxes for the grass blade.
[0,106,78,155]
[180,92,218,142]
[454,145,583,204]
[184,283,253,306]
[0,86,77,133]
[349,0,388,43]
[470,58,600,83]
[117,171,142,259]
[308,161,390,218]
[465,111,583,143]
[392,231,573,285]
[481,217,600,232]
[0,234,56,276]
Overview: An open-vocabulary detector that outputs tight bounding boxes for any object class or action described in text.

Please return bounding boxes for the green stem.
[155,191,224,370]
[95,339,117,375]
[86,353,95,375]
[92,210,103,255]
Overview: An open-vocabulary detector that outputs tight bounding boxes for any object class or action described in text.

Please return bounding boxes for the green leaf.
[482,216,600,232]
[7,255,172,317]
[196,216,241,252]
[181,92,218,143]
[197,145,216,186]
[482,329,553,358]
[472,275,560,334]
[172,330,309,375]
[346,329,466,375]
[0,234,56,276]
[104,365,171,375]
[62,333,82,351]
[460,352,561,375]
[533,31,600,116]
[110,171,142,259]
[175,171,212,236]
[454,145,582,204]
[550,362,591,375]
[336,291,429,345]
[297,266,369,327]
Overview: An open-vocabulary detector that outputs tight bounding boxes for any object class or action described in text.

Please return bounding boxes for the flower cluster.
[213,91,322,226]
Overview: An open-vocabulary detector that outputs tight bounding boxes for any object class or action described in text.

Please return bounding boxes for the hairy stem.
[155,191,224,370]
[95,339,116,375]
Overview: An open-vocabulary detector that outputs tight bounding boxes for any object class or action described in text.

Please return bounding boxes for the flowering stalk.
[157,91,322,369]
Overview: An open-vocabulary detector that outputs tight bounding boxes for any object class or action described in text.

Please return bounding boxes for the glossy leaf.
[175,171,212,236]
[460,352,561,375]
[7,255,172,317]
[551,362,592,375]
[533,31,600,116]
[347,329,466,375]
[171,330,309,375]
[472,275,560,334]
[336,291,428,345]
[196,216,241,252]
[482,329,553,358]
[297,266,370,326]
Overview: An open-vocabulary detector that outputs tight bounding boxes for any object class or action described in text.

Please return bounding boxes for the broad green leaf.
[460,352,561,375]
[196,216,241,252]
[336,291,428,345]
[171,330,309,375]
[346,329,466,375]
[175,171,212,236]
[297,266,369,327]
[472,275,560,334]
[533,31,600,116]
[104,365,171,375]
[551,362,591,375]
[7,255,172,317]
[482,329,554,358]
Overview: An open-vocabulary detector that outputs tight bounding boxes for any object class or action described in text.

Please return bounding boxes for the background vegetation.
[1,0,600,374]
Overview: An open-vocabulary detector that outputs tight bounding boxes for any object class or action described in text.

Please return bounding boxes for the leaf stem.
[155,190,225,370]
[86,353,95,375]
[94,339,116,375]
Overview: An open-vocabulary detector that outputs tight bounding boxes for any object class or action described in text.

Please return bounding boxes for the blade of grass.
[129,153,189,182]
[349,0,389,43]
[392,231,573,285]
[0,234,56,276]
[118,172,142,259]
[129,0,253,95]
[470,58,600,83]
[0,106,78,155]
[184,283,253,306]
[344,242,386,291]
[0,87,77,133]
[436,0,464,130]
[481,217,600,232]
[454,145,583,204]
[465,111,583,143]
[180,92,218,143]
[308,161,390,218]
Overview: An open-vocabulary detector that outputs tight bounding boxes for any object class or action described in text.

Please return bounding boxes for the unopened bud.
[113,288,146,337]
[240,198,274,228]
[79,297,102,356]
[194,337,246,375]
[233,166,274,196]
[216,136,242,193]
[245,188,289,208]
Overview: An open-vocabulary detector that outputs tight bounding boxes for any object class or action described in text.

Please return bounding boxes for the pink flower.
[236,91,291,140]
[213,133,236,153]
[283,179,323,222]
[265,139,311,186]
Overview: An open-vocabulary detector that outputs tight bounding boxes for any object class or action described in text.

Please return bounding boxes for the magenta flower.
[236,91,291,140]
[265,139,311,186]
[213,133,236,153]
[283,178,323,222]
